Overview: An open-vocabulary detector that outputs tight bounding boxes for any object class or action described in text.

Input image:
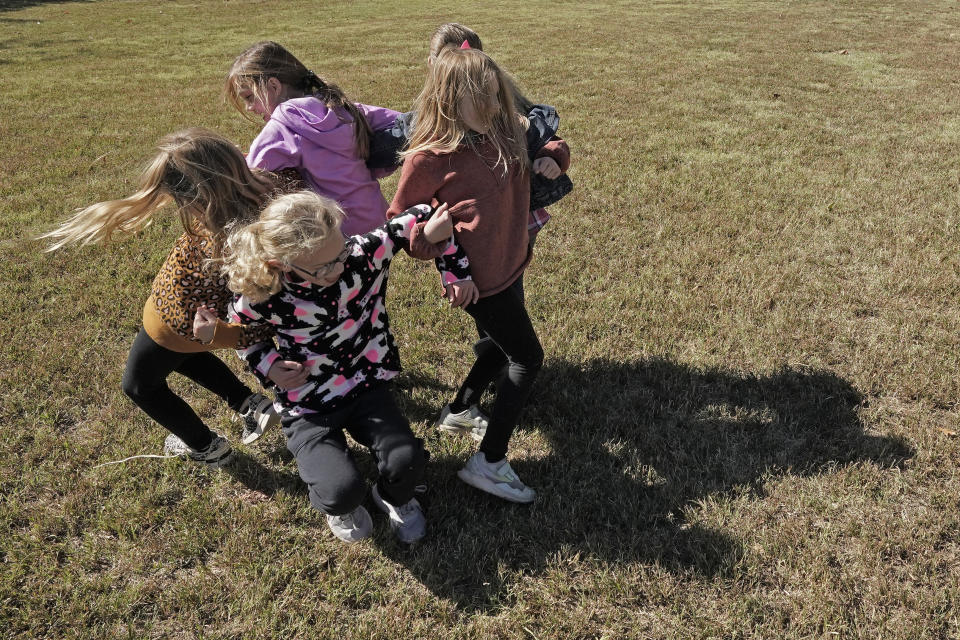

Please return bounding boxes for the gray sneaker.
[372,485,426,544]
[237,392,279,444]
[326,505,373,543]
[163,432,234,468]
[457,452,535,503]
[435,404,487,441]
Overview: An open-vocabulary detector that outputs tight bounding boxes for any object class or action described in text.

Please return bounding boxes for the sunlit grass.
[3,0,960,638]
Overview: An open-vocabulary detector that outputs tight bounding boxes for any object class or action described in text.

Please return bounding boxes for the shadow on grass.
[222,448,304,499]
[383,357,912,612]
[0,0,89,12]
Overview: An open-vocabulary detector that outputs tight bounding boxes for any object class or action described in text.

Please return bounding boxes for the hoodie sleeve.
[228,296,282,388]
[356,103,401,132]
[247,120,303,173]
[357,104,403,178]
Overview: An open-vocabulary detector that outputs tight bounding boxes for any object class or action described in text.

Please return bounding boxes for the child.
[196,191,465,543]
[387,48,570,504]
[426,23,571,239]
[42,129,295,466]
[226,41,400,236]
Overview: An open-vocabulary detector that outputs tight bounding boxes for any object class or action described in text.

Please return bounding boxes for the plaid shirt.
[528,207,552,235]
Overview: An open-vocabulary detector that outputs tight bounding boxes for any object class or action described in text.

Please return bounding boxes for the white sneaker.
[238,393,279,444]
[457,452,535,503]
[326,505,373,543]
[163,432,234,468]
[436,404,487,441]
[372,485,426,544]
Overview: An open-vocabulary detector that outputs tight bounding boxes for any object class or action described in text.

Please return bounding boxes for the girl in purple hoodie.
[226,41,400,236]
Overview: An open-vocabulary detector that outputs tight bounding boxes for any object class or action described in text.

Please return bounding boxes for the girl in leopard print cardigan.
[42,128,294,465]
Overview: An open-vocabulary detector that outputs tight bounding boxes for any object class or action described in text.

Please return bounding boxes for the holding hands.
[445,280,479,308]
[533,156,561,179]
[422,202,453,243]
[193,305,308,390]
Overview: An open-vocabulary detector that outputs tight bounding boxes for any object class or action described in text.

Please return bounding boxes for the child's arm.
[194,302,307,390]
[357,104,403,176]
[381,203,456,261]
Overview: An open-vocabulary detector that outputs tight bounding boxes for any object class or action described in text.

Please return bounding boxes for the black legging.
[121,328,253,450]
[453,279,543,462]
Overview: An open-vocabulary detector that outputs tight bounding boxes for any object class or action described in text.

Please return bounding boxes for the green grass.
[3,0,960,637]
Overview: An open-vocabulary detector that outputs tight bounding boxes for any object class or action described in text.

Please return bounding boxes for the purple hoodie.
[247,97,400,236]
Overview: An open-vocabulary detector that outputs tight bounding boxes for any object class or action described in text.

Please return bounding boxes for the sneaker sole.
[195,449,235,468]
[241,426,267,445]
[437,423,485,442]
[457,468,536,504]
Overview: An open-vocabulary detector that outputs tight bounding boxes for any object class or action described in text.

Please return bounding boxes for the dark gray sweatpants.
[281,384,426,516]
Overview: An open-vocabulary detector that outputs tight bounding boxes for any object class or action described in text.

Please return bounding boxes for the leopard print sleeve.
[151,233,275,348]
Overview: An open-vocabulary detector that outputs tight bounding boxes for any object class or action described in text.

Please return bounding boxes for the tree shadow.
[381,357,912,612]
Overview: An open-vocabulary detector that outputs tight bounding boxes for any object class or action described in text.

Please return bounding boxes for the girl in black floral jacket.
[194,191,467,545]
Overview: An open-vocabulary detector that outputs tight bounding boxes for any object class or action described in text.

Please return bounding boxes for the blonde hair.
[42,128,276,263]
[223,190,344,303]
[226,41,373,159]
[427,23,534,114]
[403,48,528,174]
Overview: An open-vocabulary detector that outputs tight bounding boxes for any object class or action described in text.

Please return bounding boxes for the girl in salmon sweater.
[387,48,570,503]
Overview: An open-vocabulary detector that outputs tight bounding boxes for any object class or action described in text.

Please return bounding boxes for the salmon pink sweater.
[387,137,569,297]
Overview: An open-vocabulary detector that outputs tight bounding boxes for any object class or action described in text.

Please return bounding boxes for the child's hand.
[444,280,479,308]
[267,360,310,390]
[192,305,218,344]
[423,202,453,243]
[533,157,562,179]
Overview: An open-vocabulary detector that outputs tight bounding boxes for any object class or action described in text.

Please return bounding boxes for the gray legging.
[281,384,426,514]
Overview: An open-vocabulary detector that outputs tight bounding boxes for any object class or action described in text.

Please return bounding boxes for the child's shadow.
[222,448,304,500]
[385,358,912,613]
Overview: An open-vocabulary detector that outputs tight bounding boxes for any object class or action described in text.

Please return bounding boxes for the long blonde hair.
[427,24,534,114]
[226,41,373,159]
[403,48,528,174]
[222,190,344,303]
[42,128,276,263]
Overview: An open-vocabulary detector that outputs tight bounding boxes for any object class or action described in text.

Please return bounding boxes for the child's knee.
[380,436,426,479]
[121,373,150,403]
[520,342,544,373]
[308,475,366,516]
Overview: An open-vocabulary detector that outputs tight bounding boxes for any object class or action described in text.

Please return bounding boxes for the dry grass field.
[2,0,960,638]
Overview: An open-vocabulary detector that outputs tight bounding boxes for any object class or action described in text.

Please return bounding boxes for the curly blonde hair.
[222,190,344,303]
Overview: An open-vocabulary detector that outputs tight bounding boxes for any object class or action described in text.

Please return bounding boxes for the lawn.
[2,0,959,638]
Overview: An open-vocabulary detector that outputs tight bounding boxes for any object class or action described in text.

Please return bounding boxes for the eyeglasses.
[291,245,351,279]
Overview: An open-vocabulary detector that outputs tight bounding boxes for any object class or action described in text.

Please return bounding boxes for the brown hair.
[226,41,373,159]
[42,128,276,265]
[429,22,483,59]
[427,23,533,113]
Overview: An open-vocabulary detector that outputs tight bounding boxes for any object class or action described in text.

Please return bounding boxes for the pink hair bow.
[460,40,471,49]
